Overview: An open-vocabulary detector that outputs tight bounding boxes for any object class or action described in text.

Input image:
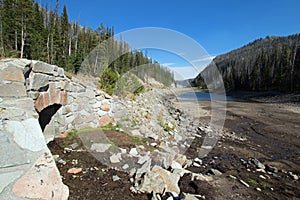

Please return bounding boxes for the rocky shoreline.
[49,88,300,199]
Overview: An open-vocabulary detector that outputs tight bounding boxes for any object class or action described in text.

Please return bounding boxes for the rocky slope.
[192,34,300,93]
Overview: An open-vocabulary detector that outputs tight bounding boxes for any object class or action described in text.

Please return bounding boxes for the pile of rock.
[109,88,217,199]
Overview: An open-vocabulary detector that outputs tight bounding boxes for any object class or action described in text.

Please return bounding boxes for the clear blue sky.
[41,0,300,79]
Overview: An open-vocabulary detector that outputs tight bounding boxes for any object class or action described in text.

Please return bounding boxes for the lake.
[177,91,236,101]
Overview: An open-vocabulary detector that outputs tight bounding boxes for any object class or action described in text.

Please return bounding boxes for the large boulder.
[12,151,69,200]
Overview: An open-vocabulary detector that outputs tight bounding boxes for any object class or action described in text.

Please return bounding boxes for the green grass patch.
[67,127,104,137]
[260,182,270,189]
[158,112,176,132]
[248,178,259,186]
[196,147,202,152]
[66,123,150,148]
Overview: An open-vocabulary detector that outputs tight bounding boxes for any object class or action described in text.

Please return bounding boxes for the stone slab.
[6,119,47,152]
[0,83,26,98]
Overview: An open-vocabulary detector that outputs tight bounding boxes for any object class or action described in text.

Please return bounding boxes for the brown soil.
[48,131,151,200]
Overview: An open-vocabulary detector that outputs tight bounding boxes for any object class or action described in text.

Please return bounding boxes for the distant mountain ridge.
[192,34,300,93]
[175,79,194,87]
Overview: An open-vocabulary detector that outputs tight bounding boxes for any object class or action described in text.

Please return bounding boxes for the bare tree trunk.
[47,33,50,62]
[68,35,71,56]
[50,34,53,64]
[290,44,298,92]
[0,14,4,57]
[20,27,24,58]
[94,54,98,74]
[15,30,18,50]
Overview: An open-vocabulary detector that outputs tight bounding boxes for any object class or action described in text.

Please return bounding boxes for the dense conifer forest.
[0,0,175,94]
[192,34,300,93]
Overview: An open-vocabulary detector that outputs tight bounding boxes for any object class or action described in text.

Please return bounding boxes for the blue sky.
[42,0,300,79]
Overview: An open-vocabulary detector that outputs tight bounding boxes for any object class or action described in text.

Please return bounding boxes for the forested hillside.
[0,0,174,93]
[192,34,300,93]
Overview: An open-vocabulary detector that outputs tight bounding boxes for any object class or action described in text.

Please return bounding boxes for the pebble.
[122,164,129,170]
[112,175,121,181]
[194,158,202,165]
[71,159,78,165]
[252,158,265,169]
[288,172,299,180]
[67,168,82,174]
[184,160,193,168]
[256,168,266,173]
[259,175,266,179]
[209,168,222,176]
[239,179,249,188]
[150,142,158,147]
[256,187,262,192]
[57,158,67,165]
[64,147,72,153]
[120,148,127,154]
[193,162,201,167]
[228,175,237,180]
[129,148,139,157]
[110,153,122,163]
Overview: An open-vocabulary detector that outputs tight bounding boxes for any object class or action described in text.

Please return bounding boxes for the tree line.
[192,34,300,93]
[0,0,174,91]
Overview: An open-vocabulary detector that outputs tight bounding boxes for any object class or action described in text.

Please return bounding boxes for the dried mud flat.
[48,94,300,200]
[175,97,300,199]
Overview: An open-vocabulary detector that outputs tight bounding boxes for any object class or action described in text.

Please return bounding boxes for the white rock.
[194,158,202,165]
[193,162,201,167]
[138,154,151,165]
[150,142,158,147]
[136,159,152,177]
[120,148,127,154]
[239,179,249,188]
[97,110,107,117]
[138,171,165,194]
[110,153,122,163]
[259,175,266,179]
[129,148,139,157]
[288,172,299,180]
[228,175,237,180]
[29,73,50,91]
[151,165,181,194]
[112,175,121,181]
[91,143,112,153]
[171,161,182,170]
[122,164,129,170]
[210,168,222,176]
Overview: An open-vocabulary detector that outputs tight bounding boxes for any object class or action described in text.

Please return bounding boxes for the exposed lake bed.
[174,90,300,199]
